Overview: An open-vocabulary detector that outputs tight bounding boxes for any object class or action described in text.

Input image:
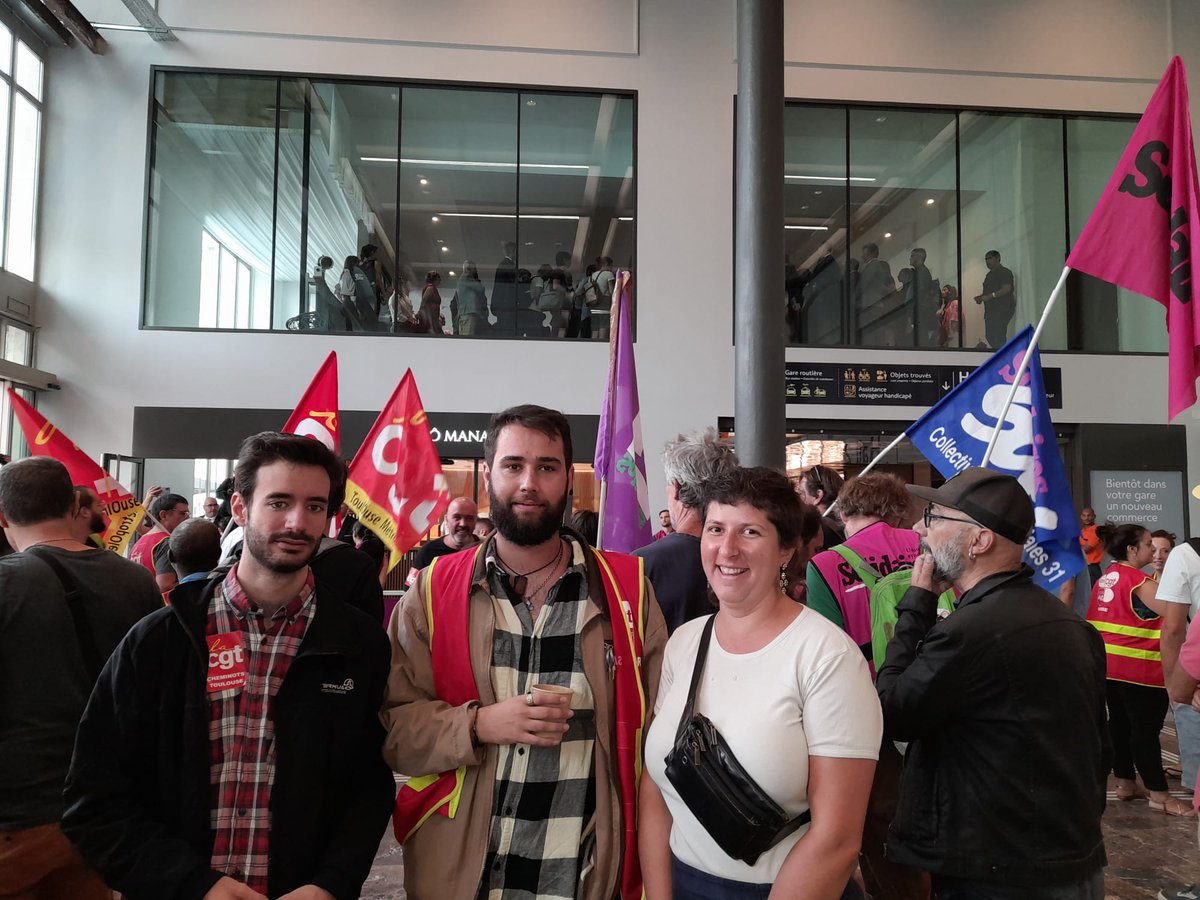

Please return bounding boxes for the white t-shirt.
[1158,542,1200,619]
[644,608,882,885]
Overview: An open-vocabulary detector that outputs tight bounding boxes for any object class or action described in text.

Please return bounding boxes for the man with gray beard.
[875,468,1110,900]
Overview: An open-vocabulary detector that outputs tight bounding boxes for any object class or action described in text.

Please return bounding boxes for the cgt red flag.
[7,389,144,554]
[345,370,449,571]
[282,351,340,453]
[1067,56,1200,420]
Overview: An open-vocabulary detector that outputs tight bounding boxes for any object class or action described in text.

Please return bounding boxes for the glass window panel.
[0,27,12,76]
[304,82,399,333]
[399,87,518,337]
[1066,117,1164,352]
[217,245,237,328]
[199,230,219,327]
[2,321,30,364]
[959,112,1067,350]
[517,91,634,341]
[235,258,251,329]
[0,84,10,259]
[5,94,38,280]
[145,73,279,327]
[783,105,847,346]
[14,42,41,101]
[849,108,958,348]
[270,79,307,330]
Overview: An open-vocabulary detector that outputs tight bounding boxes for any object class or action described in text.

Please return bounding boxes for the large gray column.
[734,0,785,470]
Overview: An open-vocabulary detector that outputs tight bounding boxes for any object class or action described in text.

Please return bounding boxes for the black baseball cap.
[906,467,1034,546]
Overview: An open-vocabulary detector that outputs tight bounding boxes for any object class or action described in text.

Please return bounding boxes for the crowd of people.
[303,242,622,339]
[0,407,1195,900]
[786,245,1015,351]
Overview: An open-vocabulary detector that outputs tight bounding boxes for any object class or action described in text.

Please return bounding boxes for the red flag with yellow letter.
[282,351,339,453]
[6,388,144,554]
[345,370,449,571]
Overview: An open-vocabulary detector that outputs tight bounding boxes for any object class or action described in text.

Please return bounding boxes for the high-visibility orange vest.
[392,543,649,899]
[1086,562,1163,687]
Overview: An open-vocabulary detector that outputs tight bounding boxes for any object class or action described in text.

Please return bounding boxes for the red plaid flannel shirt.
[206,566,315,893]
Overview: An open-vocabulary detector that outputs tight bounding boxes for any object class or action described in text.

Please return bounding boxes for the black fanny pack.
[663,616,811,865]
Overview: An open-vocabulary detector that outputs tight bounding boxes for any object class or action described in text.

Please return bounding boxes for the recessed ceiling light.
[925,198,935,205]
[524,241,534,246]
[448,270,456,276]
[801,205,809,210]
[419,178,429,186]
[526,99,537,107]
[814,190,823,195]
[883,232,892,238]
[876,116,887,123]
[431,216,439,222]
[441,246,449,253]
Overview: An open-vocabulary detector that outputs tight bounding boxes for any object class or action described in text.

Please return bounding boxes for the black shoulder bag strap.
[674,615,716,742]
[25,546,105,682]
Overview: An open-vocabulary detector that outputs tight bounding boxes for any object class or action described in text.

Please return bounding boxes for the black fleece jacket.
[62,575,395,900]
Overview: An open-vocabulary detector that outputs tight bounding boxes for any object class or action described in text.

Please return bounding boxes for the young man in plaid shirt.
[384,405,668,900]
[63,432,395,900]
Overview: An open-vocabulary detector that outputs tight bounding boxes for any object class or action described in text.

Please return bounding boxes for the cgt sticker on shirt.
[207,632,248,693]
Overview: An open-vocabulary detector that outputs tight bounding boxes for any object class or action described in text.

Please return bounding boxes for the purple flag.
[594,271,653,552]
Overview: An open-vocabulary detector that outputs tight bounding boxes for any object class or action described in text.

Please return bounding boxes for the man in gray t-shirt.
[0,458,162,897]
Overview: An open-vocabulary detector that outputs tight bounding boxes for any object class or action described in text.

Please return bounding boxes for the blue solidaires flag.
[907,326,1084,590]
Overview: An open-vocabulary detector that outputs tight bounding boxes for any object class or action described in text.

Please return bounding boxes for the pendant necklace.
[497,539,562,596]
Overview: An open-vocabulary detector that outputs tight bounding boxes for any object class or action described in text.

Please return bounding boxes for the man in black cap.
[876,467,1110,900]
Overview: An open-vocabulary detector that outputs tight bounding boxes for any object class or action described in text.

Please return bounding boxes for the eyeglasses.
[923,505,978,529]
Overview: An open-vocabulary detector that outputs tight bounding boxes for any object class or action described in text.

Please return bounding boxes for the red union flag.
[7,389,144,554]
[345,370,449,570]
[1066,56,1200,420]
[282,351,339,453]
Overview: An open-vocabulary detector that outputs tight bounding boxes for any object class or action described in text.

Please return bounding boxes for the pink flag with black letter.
[1066,56,1200,420]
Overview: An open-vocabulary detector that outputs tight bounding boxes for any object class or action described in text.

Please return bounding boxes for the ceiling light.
[441,246,450,253]
[419,178,429,186]
[430,216,439,222]
[434,212,581,221]
[925,198,935,205]
[448,270,456,276]
[362,157,589,171]
[814,190,823,195]
[784,225,830,231]
[875,115,887,123]
[784,175,876,183]
[883,232,892,238]
[526,99,537,107]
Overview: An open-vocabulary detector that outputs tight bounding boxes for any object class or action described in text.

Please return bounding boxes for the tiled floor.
[361,717,1200,899]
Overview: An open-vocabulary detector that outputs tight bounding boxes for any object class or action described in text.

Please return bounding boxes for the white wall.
[35,0,1200,522]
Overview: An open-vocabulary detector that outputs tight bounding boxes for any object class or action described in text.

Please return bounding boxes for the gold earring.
[779,565,789,593]
[968,551,976,561]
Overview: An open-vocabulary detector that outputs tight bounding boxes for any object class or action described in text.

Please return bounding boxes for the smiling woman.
[639,466,883,900]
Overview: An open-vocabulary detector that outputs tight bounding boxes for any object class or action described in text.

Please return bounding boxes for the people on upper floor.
[635,427,738,634]
[382,404,666,900]
[974,249,1016,349]
[877,468,1110,898]
[640,465,881,899]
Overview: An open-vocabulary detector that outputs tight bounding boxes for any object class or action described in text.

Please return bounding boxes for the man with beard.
[875,468,1110,900]
[382,404,667,900]
[63,432,395,900]
[70,484,107,545]
[411,496,479,569]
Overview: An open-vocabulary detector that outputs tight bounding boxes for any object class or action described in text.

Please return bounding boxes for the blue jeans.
[1174,702,1200,791]
[670,856,864,899]
[933,869,1103,900]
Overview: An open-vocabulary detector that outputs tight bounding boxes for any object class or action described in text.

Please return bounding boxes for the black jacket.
[62,574,396,900]
[875,567,1110,887]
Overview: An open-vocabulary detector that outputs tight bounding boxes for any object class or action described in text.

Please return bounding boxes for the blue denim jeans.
[670,856,865,899]
[932,869,1104,900]
[1174,702,1200,791]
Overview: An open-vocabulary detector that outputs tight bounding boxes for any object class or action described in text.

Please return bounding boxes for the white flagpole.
[980,265,1072,467]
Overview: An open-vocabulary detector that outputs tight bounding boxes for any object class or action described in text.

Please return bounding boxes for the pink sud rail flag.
[1067,56,1200,420]
[594,271,652,552]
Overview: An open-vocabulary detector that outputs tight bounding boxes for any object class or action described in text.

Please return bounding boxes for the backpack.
[831,544,956,670]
